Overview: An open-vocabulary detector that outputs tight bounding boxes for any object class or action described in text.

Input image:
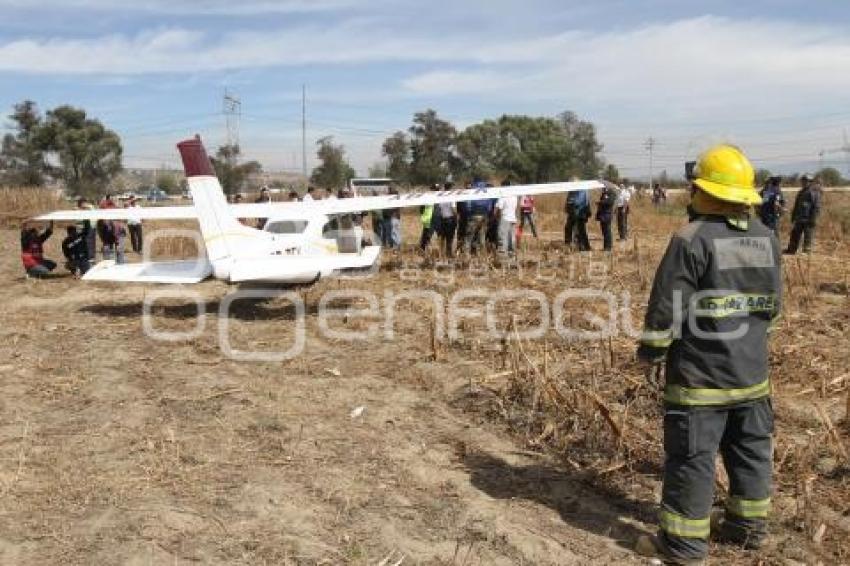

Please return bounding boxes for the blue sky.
[1,0,849,178]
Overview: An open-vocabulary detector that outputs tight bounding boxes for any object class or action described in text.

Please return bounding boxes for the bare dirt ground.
[0,195,848,565]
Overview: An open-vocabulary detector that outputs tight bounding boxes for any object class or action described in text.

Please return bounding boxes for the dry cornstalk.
[846,387,850,425]
[431,315,440,362]
[784,262,795,299]
[814,403,849,462]
[806,254,818,294]
[585,390,623,440]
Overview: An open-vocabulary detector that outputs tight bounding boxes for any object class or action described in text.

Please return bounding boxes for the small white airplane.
[36,136,603,285]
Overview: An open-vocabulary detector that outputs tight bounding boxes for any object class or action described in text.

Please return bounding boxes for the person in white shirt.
[496,191,519,255]
[615,183,634,241]
[125,196,143,253]
[302,186,316,201]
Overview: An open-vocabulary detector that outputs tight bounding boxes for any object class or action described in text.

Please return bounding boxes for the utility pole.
[221,89,242,197]
[645,137,656,189]
[301,84,307,180]
[223,89,241,150]
[819,129,850,177]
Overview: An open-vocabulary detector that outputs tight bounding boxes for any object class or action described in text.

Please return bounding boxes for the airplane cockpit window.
[322,219,339,237]
[265,220,308,234]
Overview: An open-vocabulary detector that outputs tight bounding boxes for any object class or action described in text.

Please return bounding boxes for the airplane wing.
[34,203,287,222]
[247,180,604,217]
[35,180,603,222]
[82,259,212,283]
[35,206,199,222]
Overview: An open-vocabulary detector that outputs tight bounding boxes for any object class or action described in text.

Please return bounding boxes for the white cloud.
[4,13,849,174]
[0,0,353,16]
[402,16,850,107]
[402,70,511,94]
[1,15,847,113]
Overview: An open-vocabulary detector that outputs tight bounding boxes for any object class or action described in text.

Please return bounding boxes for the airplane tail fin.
[176,136,248,263]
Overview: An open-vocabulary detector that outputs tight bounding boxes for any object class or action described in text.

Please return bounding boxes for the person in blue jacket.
[463,180,495,255]
[564,188,592,251]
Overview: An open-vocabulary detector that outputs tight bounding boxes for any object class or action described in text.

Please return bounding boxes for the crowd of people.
[365,179,635,257]
[20,193,145,278]
[20,172,825,279]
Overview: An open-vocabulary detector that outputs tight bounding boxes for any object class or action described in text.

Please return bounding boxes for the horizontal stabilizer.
[82,259,211,284]
[229,246,381,283]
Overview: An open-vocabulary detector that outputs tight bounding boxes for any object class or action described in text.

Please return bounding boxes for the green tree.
[455,119,503,180]
[381,131,410,183]
[210,144,262,195]
[37,105,123,196]
[310,136,355,190]
[816,166,843,187]
[558,111,604,178]
[368,162,388,178]
[754,168,772,187]
[0,100,48,186]
[156,171,179,193]
[408,109,457,185]
[452,112,605,183]
[603,163,620,182]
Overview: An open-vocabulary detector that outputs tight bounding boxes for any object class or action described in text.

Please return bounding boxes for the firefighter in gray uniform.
[635,144,782,564]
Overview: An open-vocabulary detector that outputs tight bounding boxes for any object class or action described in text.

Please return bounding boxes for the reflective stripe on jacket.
[420,205,434,228]
[638,214,782,405]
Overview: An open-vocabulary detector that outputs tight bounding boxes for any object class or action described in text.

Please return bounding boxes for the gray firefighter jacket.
[637,211,782,406]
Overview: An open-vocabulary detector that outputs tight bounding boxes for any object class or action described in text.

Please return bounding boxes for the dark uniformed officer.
[758,176,785,235]
[635,145,782,564]
[784,174,822,254]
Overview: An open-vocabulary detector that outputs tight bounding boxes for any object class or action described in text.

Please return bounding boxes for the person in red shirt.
[20,221,56,278]
[518,194,538,241]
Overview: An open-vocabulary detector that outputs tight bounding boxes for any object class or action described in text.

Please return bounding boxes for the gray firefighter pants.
[659,397,773,560]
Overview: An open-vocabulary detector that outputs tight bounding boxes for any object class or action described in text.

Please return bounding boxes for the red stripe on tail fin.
[177,135,215,177]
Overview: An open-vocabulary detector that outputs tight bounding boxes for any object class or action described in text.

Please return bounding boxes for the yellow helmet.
[692,144,761,206]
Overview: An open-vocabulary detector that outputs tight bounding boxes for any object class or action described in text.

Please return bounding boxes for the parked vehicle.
[146,188,171,202]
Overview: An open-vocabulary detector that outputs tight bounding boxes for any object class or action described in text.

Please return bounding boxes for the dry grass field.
[0,188,848,565]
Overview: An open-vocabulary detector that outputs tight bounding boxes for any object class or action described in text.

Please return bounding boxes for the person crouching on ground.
[21,221,56,278]
[635,144,780,565]
[62,222,92,277]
